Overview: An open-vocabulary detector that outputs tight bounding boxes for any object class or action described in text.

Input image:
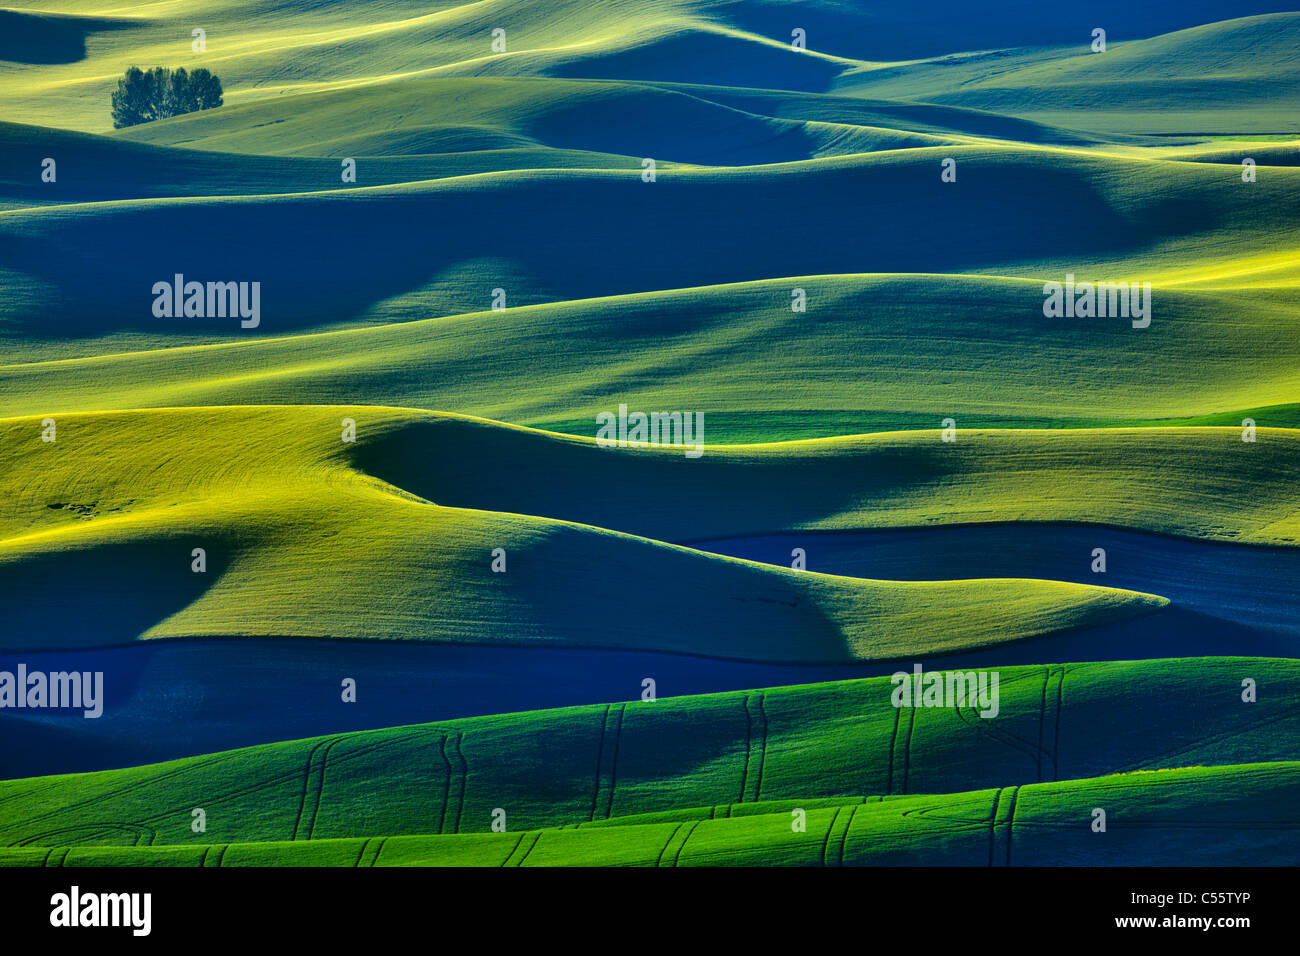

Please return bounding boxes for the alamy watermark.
[1042,274,1151,328]
[152,274,260,328]
[50,886,150,936]
[890,663,999,718]
[0,664,103,718]
[596,404,704,458]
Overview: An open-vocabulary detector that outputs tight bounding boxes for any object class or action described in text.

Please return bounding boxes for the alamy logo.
[0,665,102,718]
[596,403,704,458]
[152,274,260,328]
[890,663,1000,718]
[50,886,151,936]
[1042,274,1151,328]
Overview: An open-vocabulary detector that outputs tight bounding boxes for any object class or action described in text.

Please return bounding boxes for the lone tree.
[111,66,223,128]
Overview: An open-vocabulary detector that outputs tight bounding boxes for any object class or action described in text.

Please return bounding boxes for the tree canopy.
[111,66,223,128]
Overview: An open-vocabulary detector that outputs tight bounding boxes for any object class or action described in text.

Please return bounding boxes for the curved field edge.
[3,275,1299,439]
[6,762,1298,866]
[5,407,1297,547]
[2,1,1297,133]
[351,411,1300,546]
[0,658,1293,848]
[3,146,1297,366]
[0,406,1181,656]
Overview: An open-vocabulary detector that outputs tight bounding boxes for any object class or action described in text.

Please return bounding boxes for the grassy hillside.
[0,407,1167,654]
[581,16,1300,136]
[838,14,1300,134]
[2,0,1296,869]
[113,76,965,160]
[349,414,1300,546]
[8,761,1298,866]
[0,659,1293,850]
[2,146,1297,363]
[8,405,1300,655]
[3,1,1294,131]
[0,117,660,211]
[4,275,1297,437]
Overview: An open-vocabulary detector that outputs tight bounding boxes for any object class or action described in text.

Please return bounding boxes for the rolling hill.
[9,760,1299,866]
[1,660,1296,865]
[0,0,1295,870]
[0,407,1171,655]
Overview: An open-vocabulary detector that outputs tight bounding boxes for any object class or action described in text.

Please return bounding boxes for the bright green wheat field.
[0,0,1297,867]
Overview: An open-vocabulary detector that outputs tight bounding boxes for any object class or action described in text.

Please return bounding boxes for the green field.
[3,407,1179,656]
[9,760,1298,866]
[3,660,1297,865]
[1,0,1296,868]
